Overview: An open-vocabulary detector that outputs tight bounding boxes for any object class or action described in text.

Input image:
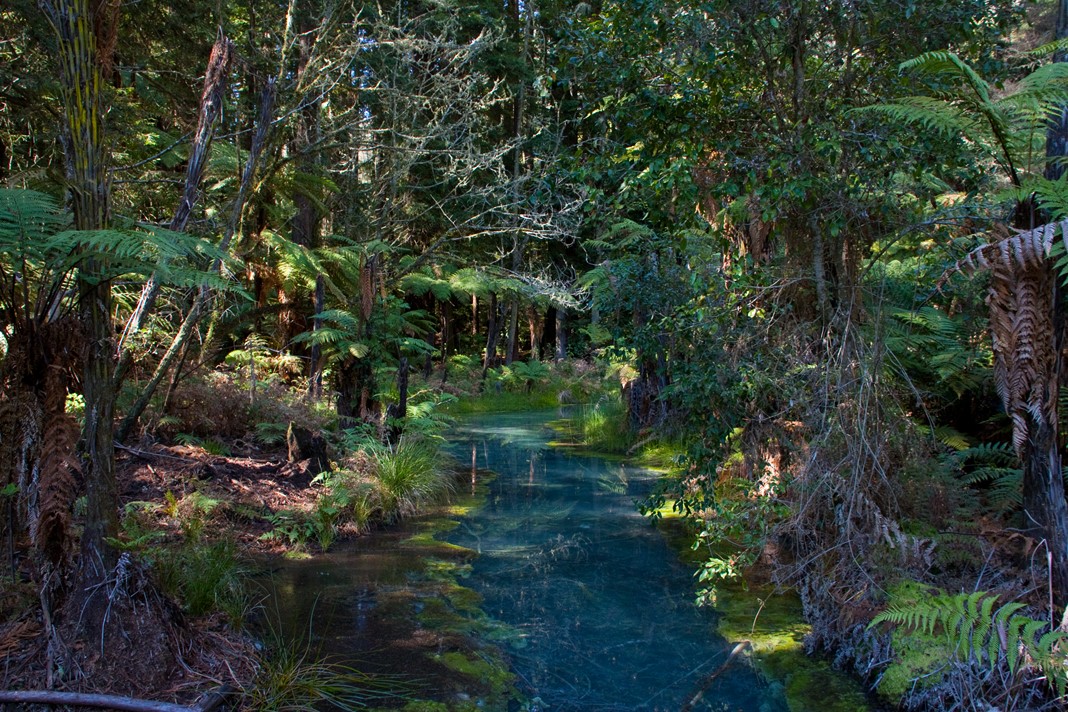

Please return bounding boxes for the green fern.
[0,188,238,328]
[858,51,1068,186]
[948,442,1022,514]
[885,306,990,397]
[871,589,1068,695]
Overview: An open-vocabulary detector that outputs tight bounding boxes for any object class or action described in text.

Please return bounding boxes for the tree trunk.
[555,307,567,361]
[483,292,500,370]
[505,299,520,366]
[1023,410,1068,603]
[336,354,376,428]
[309,274,325,398]
[1037,0,1068,607]
[1047,0,1068,184]
[295,5,324,395]
[471,294,478,337]
[114,31,234,387]
[529,306,543,361]
[43,0,118,587]
[115,79,276,442]
[387,357,409,444]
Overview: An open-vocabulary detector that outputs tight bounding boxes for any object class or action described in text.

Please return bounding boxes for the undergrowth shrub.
[115,491,252,623]
[312,470,381,536]
[870,583,1068,706]
[148,371,335,442]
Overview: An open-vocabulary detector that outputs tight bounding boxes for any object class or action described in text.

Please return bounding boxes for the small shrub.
[313,470,382,535]
[261,511,316,548]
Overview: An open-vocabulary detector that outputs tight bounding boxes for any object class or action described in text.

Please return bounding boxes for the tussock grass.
[367,437,455,520]
[245,622,405,710]
[153,539,250,623]
[577,397,631,454]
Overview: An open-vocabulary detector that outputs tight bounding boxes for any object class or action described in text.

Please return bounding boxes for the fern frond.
[401,271,456,300]
[0,189,69,247]
[871,589,1067,693]
[857,97,986,140]
[1029,176,1068,221]
[899,51,992,105]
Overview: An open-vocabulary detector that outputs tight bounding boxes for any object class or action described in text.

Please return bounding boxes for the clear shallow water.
[266,410,788,711]
[446,411,784,712]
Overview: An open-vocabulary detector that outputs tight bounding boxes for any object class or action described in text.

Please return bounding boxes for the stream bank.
[263,410,874,711]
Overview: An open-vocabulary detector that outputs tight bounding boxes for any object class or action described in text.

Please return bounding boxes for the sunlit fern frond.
[899,51,992,102]
[871,589,1068,695]
[857,96,987,142]
[400,270,456,301]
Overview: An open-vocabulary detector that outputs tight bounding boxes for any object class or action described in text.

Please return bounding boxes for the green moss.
[713,581,871,712]
[433,650,516,701]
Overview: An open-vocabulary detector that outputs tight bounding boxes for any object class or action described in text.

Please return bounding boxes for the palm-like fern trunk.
[42,0,118,583]
[1040,0,1068,607]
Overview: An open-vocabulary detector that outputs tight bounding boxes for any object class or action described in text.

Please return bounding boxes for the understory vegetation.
[5,0,1068,709]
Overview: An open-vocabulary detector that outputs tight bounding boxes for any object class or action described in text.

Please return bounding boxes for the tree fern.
[871,589,1068,695]
[860,51,1068,186]
[0,188,236,328]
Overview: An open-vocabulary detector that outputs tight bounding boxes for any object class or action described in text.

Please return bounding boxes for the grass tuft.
[367,437,454,520]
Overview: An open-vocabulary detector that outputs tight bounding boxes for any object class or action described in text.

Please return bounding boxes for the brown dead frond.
[946,219,1068,454]
[0,318,85,571]
[34,400,80,568]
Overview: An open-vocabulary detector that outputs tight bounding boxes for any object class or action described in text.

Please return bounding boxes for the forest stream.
[264,411,871,711]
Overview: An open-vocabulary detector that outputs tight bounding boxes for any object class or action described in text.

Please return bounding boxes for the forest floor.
[0,438,332,708]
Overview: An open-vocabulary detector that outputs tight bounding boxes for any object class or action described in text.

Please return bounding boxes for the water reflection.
[264,411,787,711]
[447,412,784,712]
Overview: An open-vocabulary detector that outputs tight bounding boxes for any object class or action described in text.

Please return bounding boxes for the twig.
[0,689,224,712]
[116,444,199,463]
[0,685,233,711]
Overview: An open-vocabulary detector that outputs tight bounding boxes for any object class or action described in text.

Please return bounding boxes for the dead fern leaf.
[947,220,1068,455]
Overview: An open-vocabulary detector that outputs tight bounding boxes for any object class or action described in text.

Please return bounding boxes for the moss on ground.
[655,512,871,711]
[447,389,564,414]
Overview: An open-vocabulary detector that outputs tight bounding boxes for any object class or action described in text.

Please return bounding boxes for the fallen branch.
[115,444,199,463]
[0,685,233,712]
[680,641,752,712]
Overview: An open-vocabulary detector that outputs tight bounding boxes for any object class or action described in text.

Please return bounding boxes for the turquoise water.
[446,412,783,711]
[267,410,787,711]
